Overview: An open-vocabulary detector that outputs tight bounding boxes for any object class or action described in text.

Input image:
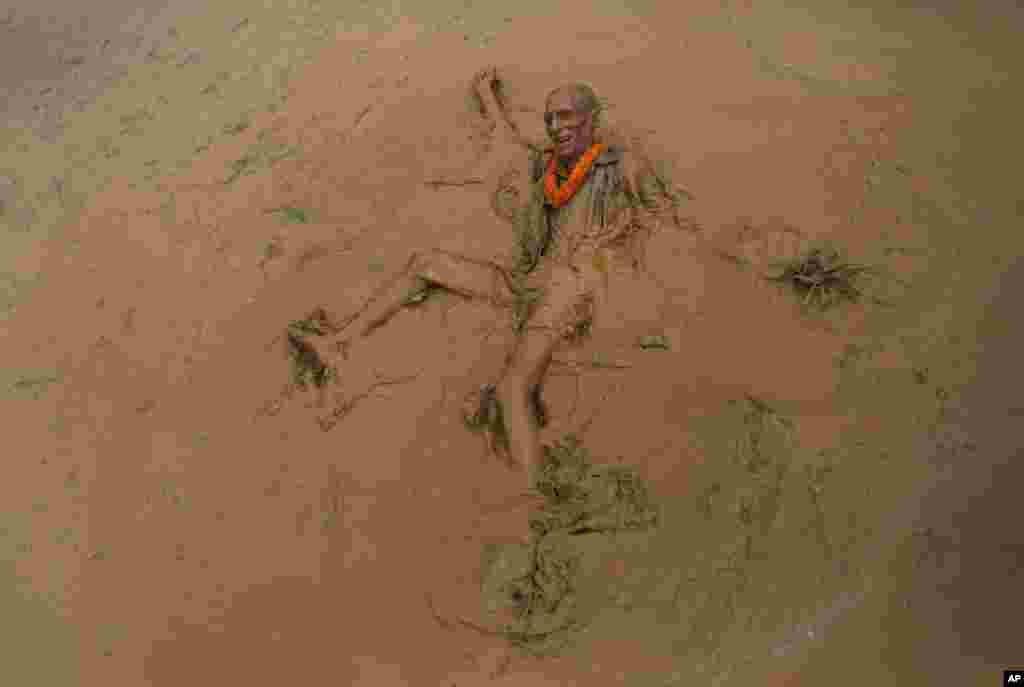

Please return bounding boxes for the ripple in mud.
[663,395,892,677]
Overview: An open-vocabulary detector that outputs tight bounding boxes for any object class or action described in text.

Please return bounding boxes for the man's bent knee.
[406,250,454,297]
[409,248,511,303]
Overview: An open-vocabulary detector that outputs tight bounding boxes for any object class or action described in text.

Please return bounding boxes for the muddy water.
[1,0,1020,685]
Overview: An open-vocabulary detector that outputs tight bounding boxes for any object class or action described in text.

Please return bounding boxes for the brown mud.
[1,0,1021,685]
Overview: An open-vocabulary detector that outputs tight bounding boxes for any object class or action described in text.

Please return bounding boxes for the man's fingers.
[473,66,495,86]
[473,66,499,91]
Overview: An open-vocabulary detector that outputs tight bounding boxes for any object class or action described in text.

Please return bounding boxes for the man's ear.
[584,111,600,140]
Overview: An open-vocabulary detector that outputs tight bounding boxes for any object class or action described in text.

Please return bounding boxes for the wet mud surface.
[1,0,1021,685]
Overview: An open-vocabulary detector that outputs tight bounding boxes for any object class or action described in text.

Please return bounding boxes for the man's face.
[544,90,595,163]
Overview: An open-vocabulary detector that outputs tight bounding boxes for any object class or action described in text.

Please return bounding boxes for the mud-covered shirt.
[512,144,686,278]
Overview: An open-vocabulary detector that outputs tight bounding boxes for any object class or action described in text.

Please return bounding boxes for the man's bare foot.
[531,385,549,428]
[291,330,344,372]
[462,383,523,470]
[284,307,350,387]
[461,383,499,428]
[462,383,548,430]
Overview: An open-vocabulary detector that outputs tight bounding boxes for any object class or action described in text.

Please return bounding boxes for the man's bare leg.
[496,326,563,490]
[304,248,515,369]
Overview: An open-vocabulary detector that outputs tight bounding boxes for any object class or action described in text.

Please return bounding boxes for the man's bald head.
[544,83,602,164]
[545,83,602,117]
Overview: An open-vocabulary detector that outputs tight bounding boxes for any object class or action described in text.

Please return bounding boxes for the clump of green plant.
[262,238,284,261]
[636,333,671,350]
[285,308,339,389]
[473,434,660,655]
[531,434,660,537]
[366,256,387,273]
[533,434,593,512]
[492,532,585,656]
[279,205,310,224]
[765,245,873,309]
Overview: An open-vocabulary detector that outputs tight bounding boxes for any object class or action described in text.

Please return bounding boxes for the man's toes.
[461,383,498,428]
[530,387,549,428]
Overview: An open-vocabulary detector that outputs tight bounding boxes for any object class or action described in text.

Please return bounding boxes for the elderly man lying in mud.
[292,68,688,491]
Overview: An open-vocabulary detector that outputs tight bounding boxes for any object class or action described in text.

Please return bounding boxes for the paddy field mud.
[1,0,1020,684]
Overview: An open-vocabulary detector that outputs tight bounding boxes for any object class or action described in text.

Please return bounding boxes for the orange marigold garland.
[543,143,606,208]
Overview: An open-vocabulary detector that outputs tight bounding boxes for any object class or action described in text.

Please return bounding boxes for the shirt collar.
[594,146,621,166]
